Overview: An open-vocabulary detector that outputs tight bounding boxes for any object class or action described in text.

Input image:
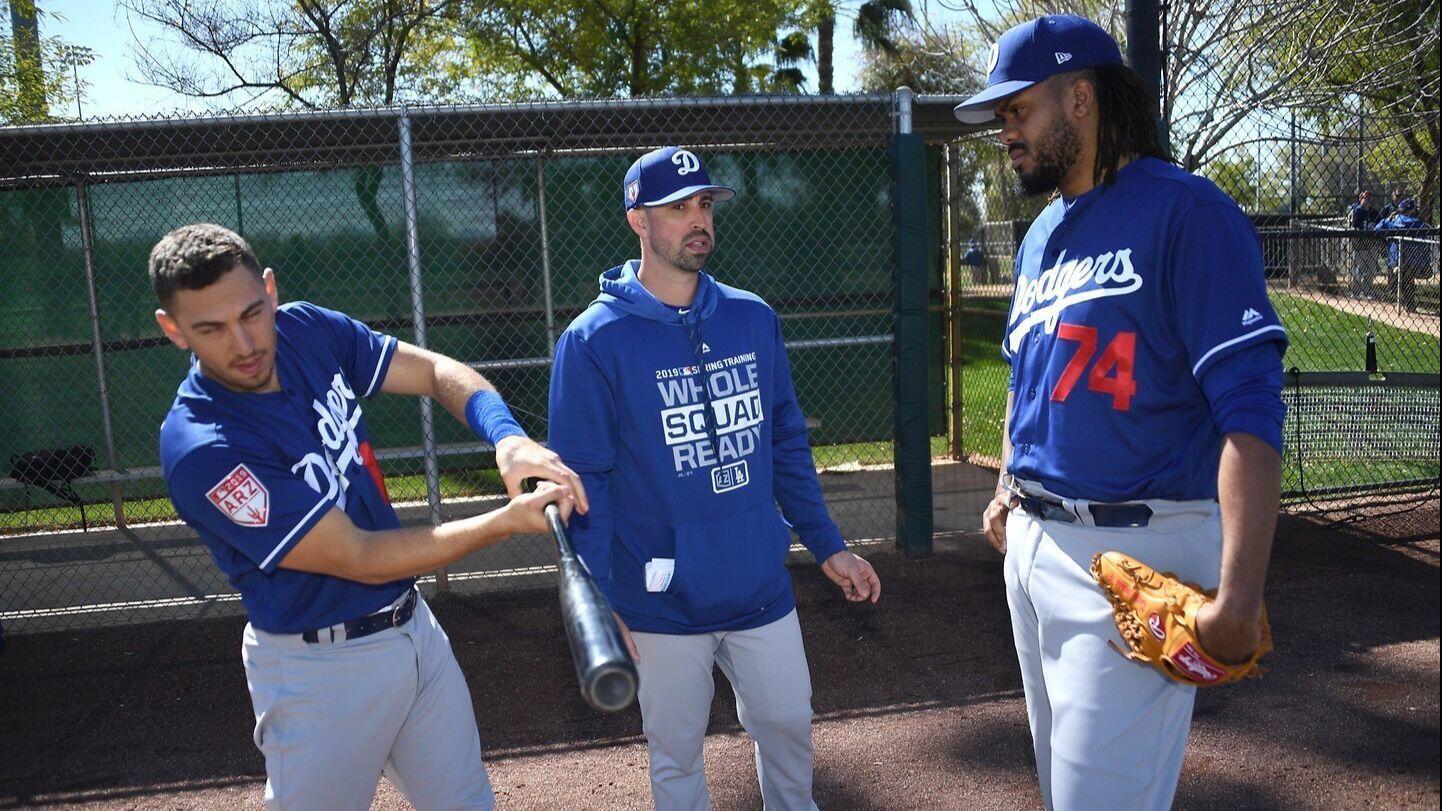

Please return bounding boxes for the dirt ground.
[2,498,1437,810]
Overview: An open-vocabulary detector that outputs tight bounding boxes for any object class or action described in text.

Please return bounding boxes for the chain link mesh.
[0,96,926,633]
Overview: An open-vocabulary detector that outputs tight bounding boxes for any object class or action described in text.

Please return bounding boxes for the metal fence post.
[944,142,964,461]
[397,108,448,591]
[890,87,934,558]
[537,157,557,356]
[75,177,126,528]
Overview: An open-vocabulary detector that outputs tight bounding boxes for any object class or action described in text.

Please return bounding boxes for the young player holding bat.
[151,223,581,810]
[548,147,882,811]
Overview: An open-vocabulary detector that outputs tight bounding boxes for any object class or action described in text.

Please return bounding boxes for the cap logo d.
[986,42,1000,74]
[1055,52,1072,64]
[671,149,701,176]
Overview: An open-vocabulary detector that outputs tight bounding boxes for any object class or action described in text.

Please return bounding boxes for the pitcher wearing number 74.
[957,14,1289,811]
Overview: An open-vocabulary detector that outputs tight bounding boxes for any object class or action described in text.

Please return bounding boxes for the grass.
[1270,292,1440,373]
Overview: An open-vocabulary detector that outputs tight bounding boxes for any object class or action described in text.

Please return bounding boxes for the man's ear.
[155,309,188,350]
[1069,77,1097,121]
[626,208,648,239]
[262,267,279,307]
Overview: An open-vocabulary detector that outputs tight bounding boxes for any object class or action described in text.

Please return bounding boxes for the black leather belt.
[302,587,417,644]
[1014,493,1153,528]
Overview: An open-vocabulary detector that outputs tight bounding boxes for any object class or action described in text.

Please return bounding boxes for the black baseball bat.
[525,479,638,713]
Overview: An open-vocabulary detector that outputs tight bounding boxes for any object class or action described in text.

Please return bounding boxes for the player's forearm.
[1214,432,1281,617]
[344,508,519,584]
[431,356,497,425]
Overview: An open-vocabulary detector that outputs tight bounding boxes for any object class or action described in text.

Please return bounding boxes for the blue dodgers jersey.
[159,301,408,634]
[1004,158,1288,502]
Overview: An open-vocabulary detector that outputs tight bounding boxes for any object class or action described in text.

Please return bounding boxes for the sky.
[34,0,960,120]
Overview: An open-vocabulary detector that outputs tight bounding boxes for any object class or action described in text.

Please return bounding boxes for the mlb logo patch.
[626,181,640,205]
[207,463,270,527]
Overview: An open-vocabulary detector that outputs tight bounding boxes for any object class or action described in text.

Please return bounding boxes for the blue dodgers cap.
[954,15,1124,125]
[1399,198,1417,213]
[623,146,737,210]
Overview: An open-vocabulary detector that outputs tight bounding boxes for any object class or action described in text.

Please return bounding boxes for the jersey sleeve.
[1167,202,1289,379]
[292,302,398,398]
[167,443,337,573]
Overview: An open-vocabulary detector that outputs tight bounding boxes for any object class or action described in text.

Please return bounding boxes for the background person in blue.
[152,223,582,810]
[956,16,1287,811]
[547,147,881,810]
[1373,198,1432,311]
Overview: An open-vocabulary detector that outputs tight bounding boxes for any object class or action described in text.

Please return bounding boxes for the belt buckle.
[391,588,413,627]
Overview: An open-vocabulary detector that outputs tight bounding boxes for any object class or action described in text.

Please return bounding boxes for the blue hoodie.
[548,260,848,635]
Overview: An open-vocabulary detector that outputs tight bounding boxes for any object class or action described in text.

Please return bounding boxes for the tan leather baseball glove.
[1090,551,1271,686]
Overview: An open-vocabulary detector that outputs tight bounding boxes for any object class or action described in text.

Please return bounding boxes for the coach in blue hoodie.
[548,147,881,810]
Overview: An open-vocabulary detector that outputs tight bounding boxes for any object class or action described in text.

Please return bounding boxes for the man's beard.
[1015,116,1083,197]
[655,232,712,273]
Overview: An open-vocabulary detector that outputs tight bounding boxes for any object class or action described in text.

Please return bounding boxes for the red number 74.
[1051,323,1137,411]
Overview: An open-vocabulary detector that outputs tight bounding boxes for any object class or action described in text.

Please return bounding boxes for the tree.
[811,0,913,94]
[456,0,805,98]
[122,0,467,237]
[856,23,981,93]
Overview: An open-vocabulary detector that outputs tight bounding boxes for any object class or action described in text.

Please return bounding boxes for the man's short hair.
[149,224,262,308]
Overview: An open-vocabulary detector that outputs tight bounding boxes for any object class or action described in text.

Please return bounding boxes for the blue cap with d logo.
[623,147,737,211]
[953,15,1124,125]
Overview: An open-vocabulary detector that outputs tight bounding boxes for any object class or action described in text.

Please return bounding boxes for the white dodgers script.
[1007,248,1143,353]
[291,372,364,509]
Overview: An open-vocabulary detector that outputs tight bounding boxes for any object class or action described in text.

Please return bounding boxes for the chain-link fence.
[0,95,978,633]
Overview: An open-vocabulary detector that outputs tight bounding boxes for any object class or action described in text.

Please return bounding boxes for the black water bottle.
[1365,330,1378,374]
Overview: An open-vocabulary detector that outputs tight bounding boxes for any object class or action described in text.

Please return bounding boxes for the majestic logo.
[671,149,701,176]
[1241,307,1263,326]
[207,463,270,527]
[1055,51,1073,65]
[1172,641,1227,684]
[1148,613,1166,640]
[626,180,640,205]
[1007,248,1144,353]
[701,341,712,354]
[986,42,1000,74]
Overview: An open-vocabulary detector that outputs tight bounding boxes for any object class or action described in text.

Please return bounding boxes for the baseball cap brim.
[953,79,1037,124]
[640,184,737,207]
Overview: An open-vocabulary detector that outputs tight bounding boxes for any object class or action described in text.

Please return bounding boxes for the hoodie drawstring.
[684,313,722,456]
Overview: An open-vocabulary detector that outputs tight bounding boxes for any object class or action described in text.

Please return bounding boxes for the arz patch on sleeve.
[206,463,271,527]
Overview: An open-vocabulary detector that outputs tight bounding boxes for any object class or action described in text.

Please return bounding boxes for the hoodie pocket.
[669,504,792,625]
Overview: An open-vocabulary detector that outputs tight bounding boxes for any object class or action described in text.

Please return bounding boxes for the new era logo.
[1242,308,1263,326]
[1055,52,1072,64]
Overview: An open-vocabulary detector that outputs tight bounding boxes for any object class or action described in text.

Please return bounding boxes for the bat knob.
[586,662,639,713]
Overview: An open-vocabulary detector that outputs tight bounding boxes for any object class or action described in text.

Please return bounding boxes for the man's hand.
[821,550,881,603]
[613,611,640,662]
[494,435,589,513]
[982,489,1015,554]
[1195,598,1264,665]
[498,481,575,535]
